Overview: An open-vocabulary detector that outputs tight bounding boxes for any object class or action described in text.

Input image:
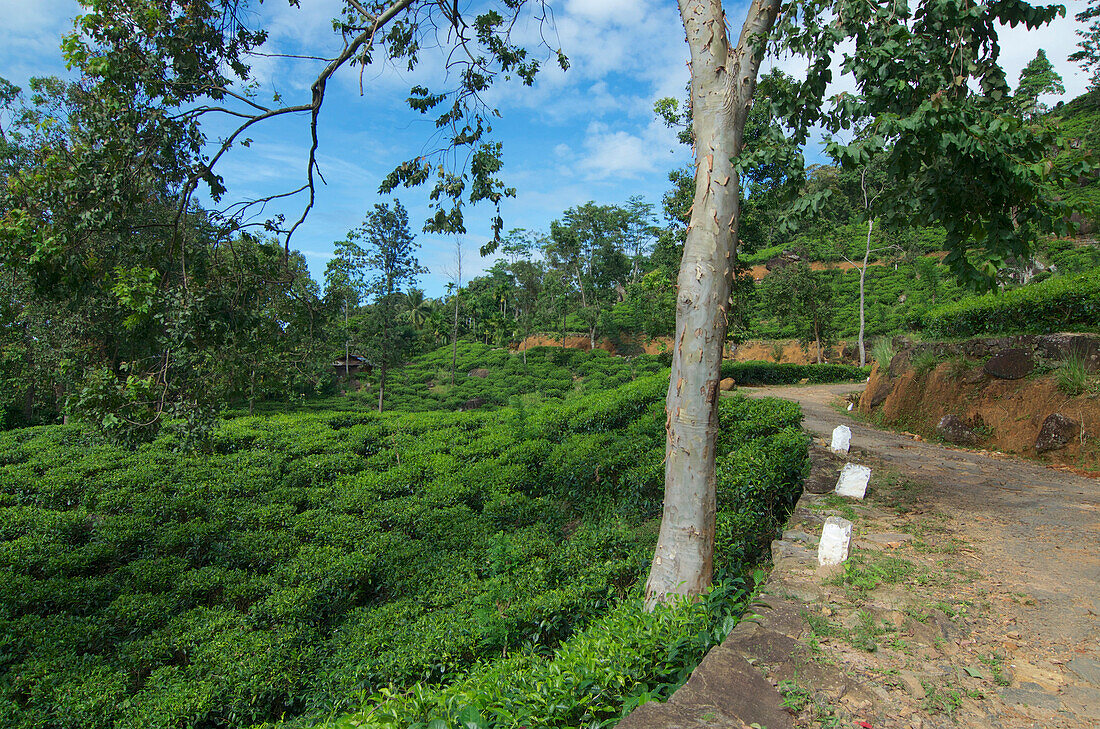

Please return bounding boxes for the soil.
[862,362,1100,472]
[513,334,861,364]
[744,382,1100,728]
[620,382,1099,729]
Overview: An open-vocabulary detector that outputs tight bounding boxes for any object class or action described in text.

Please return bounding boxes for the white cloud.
[576,116,681,179]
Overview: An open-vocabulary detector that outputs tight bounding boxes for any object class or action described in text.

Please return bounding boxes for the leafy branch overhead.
[63,0,568,248]
[739,0,1097,288]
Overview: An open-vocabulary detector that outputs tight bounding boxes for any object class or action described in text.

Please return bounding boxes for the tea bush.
[722,361,869,385]
[0,371,807,729]
[923,269,1100,337]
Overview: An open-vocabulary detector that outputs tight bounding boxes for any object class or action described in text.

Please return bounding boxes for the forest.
[1,0,1099,728]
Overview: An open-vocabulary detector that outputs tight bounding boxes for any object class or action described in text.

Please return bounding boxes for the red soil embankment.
[860,360,1100,471]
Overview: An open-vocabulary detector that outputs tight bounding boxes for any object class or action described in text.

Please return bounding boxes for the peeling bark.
[645,0,781,609]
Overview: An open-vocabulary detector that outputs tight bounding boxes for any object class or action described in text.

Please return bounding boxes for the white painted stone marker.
[831,425,852,454]
[848,402,854,411]
[818,516,853,566]
[835,463,872,500]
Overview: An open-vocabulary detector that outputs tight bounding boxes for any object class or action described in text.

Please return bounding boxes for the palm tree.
[403,288,431,330]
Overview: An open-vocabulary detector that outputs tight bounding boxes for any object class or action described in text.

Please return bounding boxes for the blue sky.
[0,0,1094,295]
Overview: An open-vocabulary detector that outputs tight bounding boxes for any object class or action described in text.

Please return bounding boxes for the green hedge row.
[309,343,667,414]
[923,269,1100,337]
[0,371,807,729]
[722,360,870,385]
[304,394,806,729]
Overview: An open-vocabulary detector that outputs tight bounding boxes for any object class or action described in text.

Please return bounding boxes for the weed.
[834,552,916,594]
[872,338,896,370]
[911,350,940,376]
[770,342,785,363]
[778,680,813,712]
[921,680,963,715]
[849,610,887,652]
[979,653,1011,686]
[808,493,858,520]
[1057,353,1090,396]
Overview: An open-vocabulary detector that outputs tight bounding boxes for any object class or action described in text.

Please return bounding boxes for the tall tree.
[1071,0,1100,89]
[1016,49,1066,117]
[647,0,1082,607]
[337,200,425,412]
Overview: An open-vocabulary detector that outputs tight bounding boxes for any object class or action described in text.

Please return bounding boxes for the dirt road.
[743,382,1100,728]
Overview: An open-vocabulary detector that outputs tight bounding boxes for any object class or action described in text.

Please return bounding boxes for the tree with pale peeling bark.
[643,0,1091,608]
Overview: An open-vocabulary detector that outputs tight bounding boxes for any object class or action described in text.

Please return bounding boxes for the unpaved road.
[743,383,1100,728]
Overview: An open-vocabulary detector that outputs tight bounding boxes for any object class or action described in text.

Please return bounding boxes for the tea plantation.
[0,355,810,729]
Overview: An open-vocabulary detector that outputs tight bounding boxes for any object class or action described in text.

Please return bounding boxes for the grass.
[826,551,917,595]
[808,493,858,521]
[911,349,941,376]
[872,338,896,370]
[921,680,963,715]
[1057,353,1091,396]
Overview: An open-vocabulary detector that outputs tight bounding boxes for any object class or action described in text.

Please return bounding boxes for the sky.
[0,0,1094,295]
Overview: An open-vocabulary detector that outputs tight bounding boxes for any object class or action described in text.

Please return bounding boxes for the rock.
[719,377,737,391]
[1035,413,1080,453]
[818,516,853,566]
[1068,656,1100,685]
[861,376,893,409]
[459,397,485,411]
[467,368,489,378]
[835,463,871,499]
[898,292,908,303]
[804,460,843,495]
[936,414,980,445]
[983,348,1034,380]
[831,425,852,454]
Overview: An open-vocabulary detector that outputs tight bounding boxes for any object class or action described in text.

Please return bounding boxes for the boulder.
[459,397,486,411]
[467,368,489,378]
[936,414,980,445]
[861,375,893,409]
[719,377,737,391]
[1035,413,1080,453]
[983,348,1034,380]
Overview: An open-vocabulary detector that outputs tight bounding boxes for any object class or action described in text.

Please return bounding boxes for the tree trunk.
[814,318,823,364]
[451,291,459,386]
[858,218,872,367]
[645,0,781,610]
[378,359,386,412]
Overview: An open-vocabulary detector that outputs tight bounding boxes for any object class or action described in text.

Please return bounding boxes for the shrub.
[720,361,869,385]
[872,338,896,370]
[923,270,1100,337]
[0,376,807,729]
[1057,353,1089,396]
[910,350,940,376]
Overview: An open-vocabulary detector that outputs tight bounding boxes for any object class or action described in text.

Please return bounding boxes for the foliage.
[1071,0,1100,89]
[1015,49,1065,117]
[720,361,869,385]
[0,372,807,729]
[761,262,836,357]
[769,0,1093,289]
[923,269,1100,337]
[312,580,755,729]
[872,338,896,370]
[1057,353,1090,396]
